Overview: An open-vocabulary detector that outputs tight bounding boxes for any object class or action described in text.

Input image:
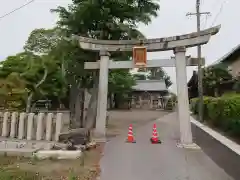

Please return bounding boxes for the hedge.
[190,94,240,137]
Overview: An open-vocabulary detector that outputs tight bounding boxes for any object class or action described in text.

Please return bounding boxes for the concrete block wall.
[0,112,63,142]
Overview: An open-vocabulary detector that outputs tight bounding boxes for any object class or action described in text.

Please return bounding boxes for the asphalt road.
[100,112,233,180]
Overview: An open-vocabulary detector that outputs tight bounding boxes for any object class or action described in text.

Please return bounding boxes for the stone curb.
[0,140,97,160]
[190,116,240,156]
[34,150,82,160]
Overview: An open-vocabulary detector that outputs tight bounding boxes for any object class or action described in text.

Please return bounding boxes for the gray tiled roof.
[132,80,167,91]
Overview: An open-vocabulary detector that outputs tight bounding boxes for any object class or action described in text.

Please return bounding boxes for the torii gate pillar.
[77,25,220,145]
[95,50,110,141]
[174,47,193,144]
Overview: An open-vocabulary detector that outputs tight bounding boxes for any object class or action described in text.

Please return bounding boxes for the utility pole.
[187,0,210,122]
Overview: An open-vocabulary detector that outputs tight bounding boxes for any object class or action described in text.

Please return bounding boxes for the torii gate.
[77,25,220,146]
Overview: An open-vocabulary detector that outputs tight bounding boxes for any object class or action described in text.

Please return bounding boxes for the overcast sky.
[0,0,237,93]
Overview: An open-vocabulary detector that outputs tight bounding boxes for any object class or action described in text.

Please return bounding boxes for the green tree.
[0,72,28,111]
[109,70,136,108]
[0,52,67,112]
[147,67,172,88]
[51,0,159,37]
[50,0,160,128]
[233,75,240,93]
[24,28,65,54]
[24,27,97,127]
[164,75,172,88]
[203,67,233,96]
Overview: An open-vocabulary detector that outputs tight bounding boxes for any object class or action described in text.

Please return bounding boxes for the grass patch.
[0,144,104,180]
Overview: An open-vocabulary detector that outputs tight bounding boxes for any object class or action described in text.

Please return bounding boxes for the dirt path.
[106,110,170,139]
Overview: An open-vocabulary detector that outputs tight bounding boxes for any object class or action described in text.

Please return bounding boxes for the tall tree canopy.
[51,0,159,38]
[50,0,160,127]
[147,67,172,88]
[0,0,161,128]
[134,67,172,88]
[0,52,67,112]
[0,72,28,111]
[203,67,233,96]
[188,67,235,98]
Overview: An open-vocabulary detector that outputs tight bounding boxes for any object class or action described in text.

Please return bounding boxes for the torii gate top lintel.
[77,25,220,52]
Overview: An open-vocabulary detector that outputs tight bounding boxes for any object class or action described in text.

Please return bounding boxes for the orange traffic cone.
[126,124,136,143]
[150,123,161,144]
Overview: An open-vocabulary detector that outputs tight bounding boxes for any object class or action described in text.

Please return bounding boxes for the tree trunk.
[79,89,85,128]
[214,88,219,97]
[69,85,84,129]
[69,85,76,128]
[85,72,99,130]
[26,67,48,113]
[109,93,113,109]
[26,93,34,113]
[85,88,98,129]
[74,90,82,127]
[114,93,119,109]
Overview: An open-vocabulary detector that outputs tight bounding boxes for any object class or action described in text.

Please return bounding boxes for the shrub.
[190,98,198,114]
[190,96,213,119]
[191,95,240,138]
[221,92,240,98]
[165,99,174,110]
[207,96,240,122]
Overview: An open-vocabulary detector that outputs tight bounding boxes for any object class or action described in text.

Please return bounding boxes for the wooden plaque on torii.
[133,46,147,68]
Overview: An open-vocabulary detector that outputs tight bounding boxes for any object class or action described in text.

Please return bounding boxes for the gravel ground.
[106,109,170,139]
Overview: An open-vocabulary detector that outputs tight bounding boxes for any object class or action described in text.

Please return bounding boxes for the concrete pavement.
[100,112,233,180]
